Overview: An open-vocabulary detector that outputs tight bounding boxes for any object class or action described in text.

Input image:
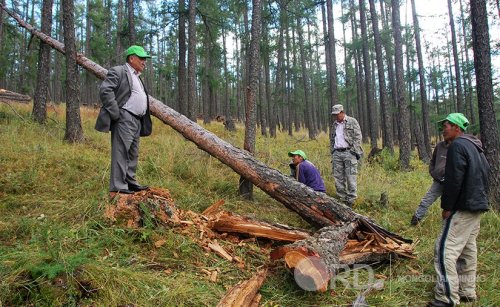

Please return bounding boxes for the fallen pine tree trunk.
[2,5,412,264]
[0,89,31,103]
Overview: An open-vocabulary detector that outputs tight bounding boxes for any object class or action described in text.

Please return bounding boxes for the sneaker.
[426,299,453,307]
[410,215,421,226]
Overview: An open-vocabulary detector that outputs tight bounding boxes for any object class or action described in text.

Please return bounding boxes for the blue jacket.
[296,160,326,192]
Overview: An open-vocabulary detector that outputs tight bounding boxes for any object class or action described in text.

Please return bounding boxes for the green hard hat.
[125,45,151,58]
[437,113,469,131]
[288,150,307,160]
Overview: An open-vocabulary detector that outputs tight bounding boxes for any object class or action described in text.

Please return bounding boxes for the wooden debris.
[208,211,311,242]
[216,269,268,307]
[208,241,234,262]
[202,199,226,216]
[210,271,218,283]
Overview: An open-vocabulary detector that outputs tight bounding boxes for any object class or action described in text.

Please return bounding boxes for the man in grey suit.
[95,45,153,194]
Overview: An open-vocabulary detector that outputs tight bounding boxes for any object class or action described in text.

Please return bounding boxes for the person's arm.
[429,144,438,175]
[99,67,121,121]
[441,142,467,213]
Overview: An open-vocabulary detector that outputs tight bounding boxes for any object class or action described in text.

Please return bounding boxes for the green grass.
[0,103,498,306]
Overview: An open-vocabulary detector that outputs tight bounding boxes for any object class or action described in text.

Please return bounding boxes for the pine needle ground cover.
[0,103,498,306]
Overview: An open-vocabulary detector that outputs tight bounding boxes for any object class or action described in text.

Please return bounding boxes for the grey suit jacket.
[95,64,152,135]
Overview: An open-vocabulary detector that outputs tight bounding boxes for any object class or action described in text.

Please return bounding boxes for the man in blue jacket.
[288,150,326,193]
[428,113,490,307]
[95,45,153,195]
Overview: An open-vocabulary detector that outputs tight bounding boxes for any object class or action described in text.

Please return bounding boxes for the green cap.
[125,45,151,58]
[437,113,469,131]
[288,150,307,160]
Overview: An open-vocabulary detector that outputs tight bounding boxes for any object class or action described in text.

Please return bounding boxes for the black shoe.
[111,189,135,194]
[460,296,476,303]
[410,215,421,226]
[128,184,149,192]
[426,299,453,307]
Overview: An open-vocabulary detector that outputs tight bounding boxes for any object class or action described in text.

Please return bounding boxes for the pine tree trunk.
[32,0,53,124]
[61,0,83,143]
[127,0,135,45]
[296,16,315,140]
[178,0,187,116]
[326,0,339,143]
[0,0,5,88]
[391,0,411,170]
[458,0,475,125]
[470,0,500,207]
[115,0,123,65]
[410,0,431,160]
[369,0,393,153]
[448,0,464,113]
[187,0,197,121]
[239,0,262,200]
[359,0,377,149]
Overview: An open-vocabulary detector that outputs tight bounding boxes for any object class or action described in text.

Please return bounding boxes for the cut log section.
[216,268,268,307]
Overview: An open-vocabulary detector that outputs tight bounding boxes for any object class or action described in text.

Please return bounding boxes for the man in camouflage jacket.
[330,104,363,206]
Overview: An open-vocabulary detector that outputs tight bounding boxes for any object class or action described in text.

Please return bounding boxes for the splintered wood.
[216,269,268,307]
[104,188,415,306]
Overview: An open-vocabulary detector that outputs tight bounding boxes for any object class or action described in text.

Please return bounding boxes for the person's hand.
[442,210,452,219]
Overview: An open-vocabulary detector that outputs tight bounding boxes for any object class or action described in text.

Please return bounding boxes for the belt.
[334,148,350,152]
[125,109,143,120]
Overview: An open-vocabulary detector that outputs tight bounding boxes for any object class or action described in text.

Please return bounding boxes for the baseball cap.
[437,113,469,131]
[331,104,344,115]
[126,45,151,58]
[288,150,308,160]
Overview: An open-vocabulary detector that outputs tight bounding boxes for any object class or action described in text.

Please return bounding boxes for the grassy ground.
[0,102,498,306]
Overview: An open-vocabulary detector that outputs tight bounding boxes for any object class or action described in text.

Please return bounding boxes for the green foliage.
[0,103,498,306]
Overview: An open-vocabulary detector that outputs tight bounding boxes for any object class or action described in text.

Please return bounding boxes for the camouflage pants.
[332,150,358,205]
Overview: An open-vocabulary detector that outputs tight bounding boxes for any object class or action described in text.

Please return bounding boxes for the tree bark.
[448,0,464,113]
[187,0,197,121]
[1,3,412,252]
[127,0,135,45]
[61,0,84,143]
[391,0,411,170]
[369,0,393,153]
[239,0,261,200]
[32,0,53,124]
[410,0,431,160]
[326,0,339,144]
[178,0,187,116]
[470,0,500,207]
[359,0,377,150]
[458,0,475,125]
[296,16,315,140]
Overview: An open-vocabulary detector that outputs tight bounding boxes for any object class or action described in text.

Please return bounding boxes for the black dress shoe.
[111,189,135,194]
[128,184,149,192]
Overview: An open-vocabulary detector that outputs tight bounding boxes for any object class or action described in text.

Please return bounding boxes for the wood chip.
[209,241,234,262]
[210,270,218,282]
